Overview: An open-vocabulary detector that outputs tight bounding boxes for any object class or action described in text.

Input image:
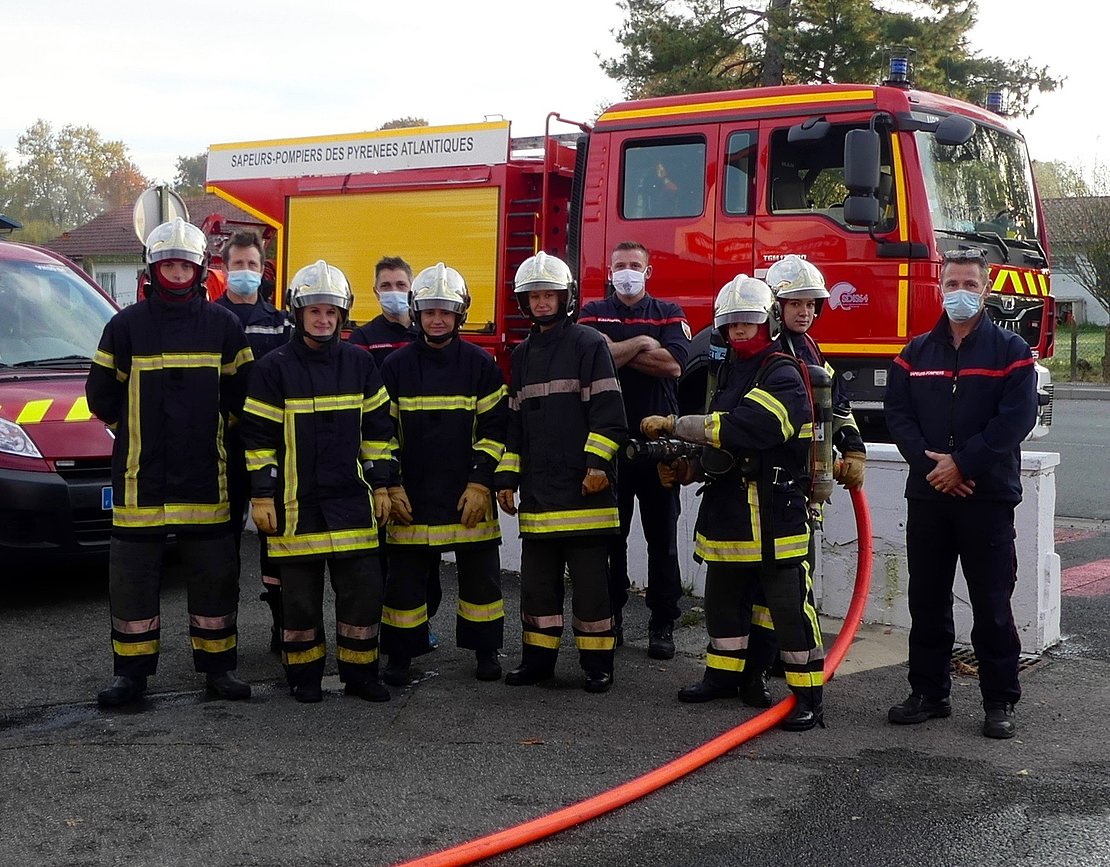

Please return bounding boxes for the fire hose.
[395,486,874,867]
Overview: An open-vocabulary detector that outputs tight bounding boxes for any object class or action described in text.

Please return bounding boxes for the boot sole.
[888,706,951,725]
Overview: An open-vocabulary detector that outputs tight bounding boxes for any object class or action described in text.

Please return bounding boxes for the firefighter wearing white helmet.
[495,252,628,693]
[86,218,255,708]
[639,272,826,731]
[242,259,396,704]
[376,263,508,685]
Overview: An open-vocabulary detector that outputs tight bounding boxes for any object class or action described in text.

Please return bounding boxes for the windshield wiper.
[935,228,1010,260]
[12,355,92,368]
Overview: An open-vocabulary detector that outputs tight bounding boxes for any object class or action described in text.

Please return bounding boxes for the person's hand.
[388,485,414,525]
[457,482,492,529]
[924,450,975,497]
[497,489,517,516]
[250,497,277,535]
[658,458,696,488]
[581,468,610,495]
[835,451,867,490]
[640,415,675,439]
[373,488,392,525]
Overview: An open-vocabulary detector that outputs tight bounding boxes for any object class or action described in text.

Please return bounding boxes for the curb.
[1052,384,1110,401]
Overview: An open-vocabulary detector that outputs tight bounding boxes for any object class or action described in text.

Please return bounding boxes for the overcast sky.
[2,0,1102,185]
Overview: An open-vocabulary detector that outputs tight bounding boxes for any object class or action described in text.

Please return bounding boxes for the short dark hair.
[375,256,413,282]
[222,230,264,263]
[941,248,989,285]
[612,240,649,263]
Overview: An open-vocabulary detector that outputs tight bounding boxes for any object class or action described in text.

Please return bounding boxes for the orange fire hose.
[396,487,874,867]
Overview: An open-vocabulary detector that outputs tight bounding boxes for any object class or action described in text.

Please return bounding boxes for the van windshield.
[916,123,1038,242]
[0,259,115,366]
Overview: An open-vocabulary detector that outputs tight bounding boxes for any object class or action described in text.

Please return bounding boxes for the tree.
[1034,160,1091,200]
[0,151,15,215]
[11,120,149,230]
[602,0,1061,115]
[173,152,208,196]
[378,117,429,130]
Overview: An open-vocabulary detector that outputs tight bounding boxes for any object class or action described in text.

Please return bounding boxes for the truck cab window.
[723,131,755,215]
[622,139,706,220]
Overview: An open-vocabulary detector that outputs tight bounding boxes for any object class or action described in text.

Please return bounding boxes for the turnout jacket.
[695,346,812,564]
[578,293,690,428]
[494,318,628,537]
[240,337,393,560]
[885,311,1037,504]
[380,337,508,550]
[349,315,418,369]
[215,294,292,362]
[86,295,252,534]
[776,330,865,455]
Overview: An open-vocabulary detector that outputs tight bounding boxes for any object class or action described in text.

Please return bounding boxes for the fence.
[1045,326,1107,382]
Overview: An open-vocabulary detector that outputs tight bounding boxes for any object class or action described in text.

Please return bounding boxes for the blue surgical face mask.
[379,290,410,317]
[942,288,985,322]
[227,270,262,296]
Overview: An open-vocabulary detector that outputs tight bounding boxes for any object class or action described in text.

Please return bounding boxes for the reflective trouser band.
[523,631,561,649]
[338,646,379,665]
[191,635,236,653]
[751,605,774,629]
[785,669,825,688]
[575,635,615,651]
[458,599,505,623]
[706,652,745,673]
[382,605,428,628]
[113,639,159,657]
[286,643,326,665]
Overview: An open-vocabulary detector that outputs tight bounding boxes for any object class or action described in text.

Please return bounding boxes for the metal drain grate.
[950,647,1044,677]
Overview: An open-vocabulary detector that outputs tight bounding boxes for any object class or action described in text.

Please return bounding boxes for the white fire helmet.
[144,218,208,290]
[410,262,470,328]
[287,260,353,316]
[513,252,578,320]
[713,274,779,338]
[766,254,829,301]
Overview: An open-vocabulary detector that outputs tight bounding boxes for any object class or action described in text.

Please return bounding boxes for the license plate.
[102,486,113,510]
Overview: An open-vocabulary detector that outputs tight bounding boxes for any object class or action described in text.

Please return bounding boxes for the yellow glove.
[497,488,517,516]
[581,468,610,495]
[388,485,414,525]
[250,497,277,535]
[657,458,696,489]
[457,482,492,529]
[835,451,867,490]
[373,487,392,525]
[640,415,676,440]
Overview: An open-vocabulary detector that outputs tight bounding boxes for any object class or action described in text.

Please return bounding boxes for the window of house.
[95,271,117,298]
[621,138,706,220]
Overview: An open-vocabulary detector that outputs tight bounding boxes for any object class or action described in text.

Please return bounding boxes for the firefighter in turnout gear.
[641,275,825,731]
[241,260,394,704]
[378,263,508,684]
[86,218,254,708]
[494,253,628,694]
[215,230,293,653]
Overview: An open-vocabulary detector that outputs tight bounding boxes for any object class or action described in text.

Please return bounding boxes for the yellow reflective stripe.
[16,399,52,424]
[747,388,794,439]
[474,438,505,462]
[575,635,615,651]
[65,396,94,422]
[360,440,392,461]
[94,348,115,370]
[245,448,277,471]
[191,635,237,653]
[706,652,744,672]
[338,646,379,664]
[132,353,223,370]
[244,397,283,424]
[785,670,825,688]
[363,386,389,413]
[706,413,723,447]
[267,528,378,558]
[799,422,814,440]
[477,385,508,414]
[286,643,326,665]
[222,346,254,374]
[518,507,620,534]
[396,395,478,412]
[693,531,810,563]
[387,520,501,546]
[113,502,231,527]
[382,604,429,628]
[113,639,160,657]
[496,452,521,473]
[584,432,619,460]
[752,605,774,630]
[523,631,561,649]
[458,598,505,623]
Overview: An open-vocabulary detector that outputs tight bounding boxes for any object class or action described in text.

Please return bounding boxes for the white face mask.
[611,268,646,297]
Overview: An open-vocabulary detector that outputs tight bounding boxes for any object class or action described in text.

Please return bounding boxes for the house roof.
[42,194,258,258]
[1042,196,1110,245]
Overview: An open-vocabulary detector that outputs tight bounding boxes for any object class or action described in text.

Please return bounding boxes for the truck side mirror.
[843,129,881,228]
[935,115,975,147]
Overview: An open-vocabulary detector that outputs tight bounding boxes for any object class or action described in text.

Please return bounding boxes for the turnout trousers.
[108,533,239,678]
[609,457,683,625]
[906,498,1021,705]
[381,544,503,659]
[227,428,281,599]
[520,536,616,675]
[279,554,384,690]
[701,561,824,697]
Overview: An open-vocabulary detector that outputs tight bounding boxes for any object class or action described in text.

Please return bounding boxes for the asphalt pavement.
[2,518,1109,867]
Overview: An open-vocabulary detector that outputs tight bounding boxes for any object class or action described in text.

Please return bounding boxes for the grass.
[1045,325,1107,382]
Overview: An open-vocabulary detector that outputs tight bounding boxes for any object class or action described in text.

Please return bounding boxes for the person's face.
[226,244,262,273]
[420,307,458,341]
[609,247,652,279]
[374,267,411,298]
[727,321,759,342]
[156,260,197,287]
[941,262,987,297]
[528,288,562,318]
[302,304,340,342]
[781,298,817,333]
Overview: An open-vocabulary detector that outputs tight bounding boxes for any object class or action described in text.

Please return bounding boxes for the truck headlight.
[0,416,44,458]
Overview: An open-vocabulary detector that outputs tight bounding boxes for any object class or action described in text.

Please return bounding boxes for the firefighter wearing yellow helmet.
[377,263,508,685]
[494,253,628,693]
[86,218,254,708]
[241,259,395,704]
[640,273,826,731]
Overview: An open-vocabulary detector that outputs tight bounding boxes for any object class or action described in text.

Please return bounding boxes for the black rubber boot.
[781,686,825,731]
[97,675,147,708]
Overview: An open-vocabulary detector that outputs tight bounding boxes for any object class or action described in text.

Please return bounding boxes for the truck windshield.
[916,123,1038,243]
[0,259,115,366]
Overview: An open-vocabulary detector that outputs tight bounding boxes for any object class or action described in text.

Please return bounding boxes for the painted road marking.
[1061,559,1110,597]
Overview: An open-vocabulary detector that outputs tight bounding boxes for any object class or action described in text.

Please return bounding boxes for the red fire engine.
[206,78,1055,428]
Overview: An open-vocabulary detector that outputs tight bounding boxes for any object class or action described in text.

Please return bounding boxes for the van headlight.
[0,416,44,458]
